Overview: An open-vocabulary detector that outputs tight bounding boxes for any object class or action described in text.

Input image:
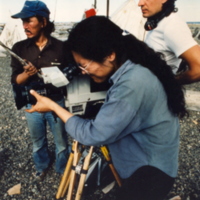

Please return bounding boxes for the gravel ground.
[1,52,200,200]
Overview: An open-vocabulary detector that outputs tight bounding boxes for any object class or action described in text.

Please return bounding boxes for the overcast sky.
[0,0,200,23]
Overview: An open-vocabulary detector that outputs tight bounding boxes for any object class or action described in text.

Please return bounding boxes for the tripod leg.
[67,141,81,200]
[100,146,122,187]
[75,146,94,200]
[56,141,75,199]
[61,172,71,197]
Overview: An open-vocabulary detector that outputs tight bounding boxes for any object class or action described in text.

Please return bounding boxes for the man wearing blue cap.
[10,0,69,179]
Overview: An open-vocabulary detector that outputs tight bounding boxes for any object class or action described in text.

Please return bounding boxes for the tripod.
[56,140,122,200]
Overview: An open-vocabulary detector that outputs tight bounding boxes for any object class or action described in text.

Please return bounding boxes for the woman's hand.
[25,90,55,113]
[26,90,73,123]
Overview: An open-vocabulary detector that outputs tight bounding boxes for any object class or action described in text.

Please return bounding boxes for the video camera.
[13,63,108,117]
[65,75,107,117]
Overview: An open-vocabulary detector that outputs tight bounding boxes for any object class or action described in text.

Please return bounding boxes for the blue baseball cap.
[11,1,50,19]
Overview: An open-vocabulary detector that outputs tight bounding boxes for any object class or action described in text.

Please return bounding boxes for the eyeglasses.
[78,60,93,75]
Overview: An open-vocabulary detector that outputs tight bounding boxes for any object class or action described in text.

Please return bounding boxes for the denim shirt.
[65,60,180,179]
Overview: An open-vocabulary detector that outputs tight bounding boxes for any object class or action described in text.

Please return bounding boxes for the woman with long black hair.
[27,16,187,199]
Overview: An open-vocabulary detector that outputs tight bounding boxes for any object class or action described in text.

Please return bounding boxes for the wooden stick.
[100,146,122,187]
[56,141,75,199]
[67,141,81,200]
[75,146,94,200]
[61,172,71,198]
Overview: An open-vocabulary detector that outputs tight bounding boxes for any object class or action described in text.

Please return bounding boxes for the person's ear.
[42,17,47,28]
[107,52,116,62]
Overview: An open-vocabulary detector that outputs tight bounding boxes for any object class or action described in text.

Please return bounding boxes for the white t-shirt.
[144,12,197,74]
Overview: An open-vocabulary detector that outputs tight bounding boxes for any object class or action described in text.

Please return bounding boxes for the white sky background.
[0,0,200,23]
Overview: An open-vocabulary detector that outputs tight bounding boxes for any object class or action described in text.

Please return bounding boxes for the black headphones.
[144,11,167,31]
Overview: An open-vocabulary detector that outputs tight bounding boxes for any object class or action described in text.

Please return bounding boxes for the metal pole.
[106,0,109,18]
[53,0,58,21]
[94,0,97,9]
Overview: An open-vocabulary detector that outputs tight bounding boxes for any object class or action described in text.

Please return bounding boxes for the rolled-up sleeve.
[10,43,24,84]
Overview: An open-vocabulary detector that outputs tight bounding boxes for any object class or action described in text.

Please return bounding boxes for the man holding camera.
[138,0,200,84]
[10,0,69,179]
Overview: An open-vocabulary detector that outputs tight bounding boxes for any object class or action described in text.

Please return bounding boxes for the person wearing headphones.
[138,0,200,84]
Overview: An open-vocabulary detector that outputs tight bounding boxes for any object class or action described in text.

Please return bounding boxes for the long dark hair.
[36,15,55,37]
[67,16,187,118]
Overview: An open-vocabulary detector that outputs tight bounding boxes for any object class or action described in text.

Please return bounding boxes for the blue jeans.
[25,98,68,174]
